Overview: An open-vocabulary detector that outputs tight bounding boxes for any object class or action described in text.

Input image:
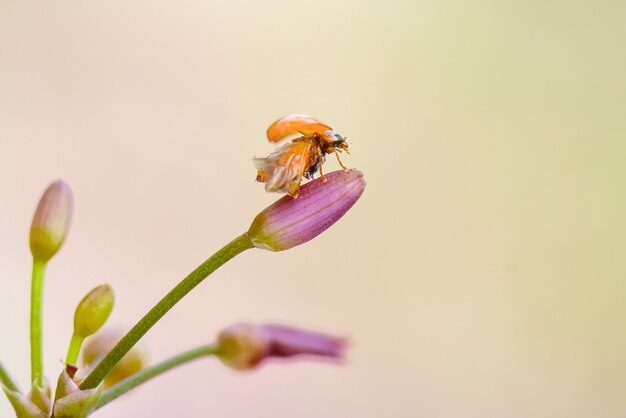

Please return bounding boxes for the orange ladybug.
[254,114,350,197]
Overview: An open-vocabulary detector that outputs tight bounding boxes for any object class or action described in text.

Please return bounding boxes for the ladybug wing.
[254,141,317,196]
[297,123,334,138]
[266,114,331,143]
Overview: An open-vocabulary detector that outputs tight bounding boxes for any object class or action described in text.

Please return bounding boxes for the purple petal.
[260,324,347,359]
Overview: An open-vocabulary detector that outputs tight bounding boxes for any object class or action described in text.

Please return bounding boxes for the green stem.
[95,344,218,410]
[30,258,47,387]
[65,333,84,365]
[80,233,253,390]
[0,361,20,393]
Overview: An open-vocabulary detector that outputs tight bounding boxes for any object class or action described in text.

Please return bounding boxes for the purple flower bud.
[30,180,73,262]
[216,323,347,371]
[247,169,365,251]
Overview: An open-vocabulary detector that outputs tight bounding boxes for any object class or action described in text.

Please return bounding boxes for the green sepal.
[2,384,49,418]
[52,367,102,418]
[28,380,52,416]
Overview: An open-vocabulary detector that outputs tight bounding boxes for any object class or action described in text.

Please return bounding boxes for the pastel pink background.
[1,1,625,417]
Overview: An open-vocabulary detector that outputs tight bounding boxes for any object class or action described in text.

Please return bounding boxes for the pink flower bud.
[216,323,347,371]
[30,180,73,262]
[247,170,365,251]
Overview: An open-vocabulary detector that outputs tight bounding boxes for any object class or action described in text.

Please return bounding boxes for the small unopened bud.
[247,170,365,251]
[81,330,147,388]
[74,285,115,339]
[30,180,73,262]
[216,323,347,371]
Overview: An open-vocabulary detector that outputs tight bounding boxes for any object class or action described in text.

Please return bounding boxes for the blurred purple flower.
[80,330,147,389]
[247,169,365,251]
[216,323,347,371]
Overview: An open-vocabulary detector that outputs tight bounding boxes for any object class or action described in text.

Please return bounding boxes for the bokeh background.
[1,0,625,417]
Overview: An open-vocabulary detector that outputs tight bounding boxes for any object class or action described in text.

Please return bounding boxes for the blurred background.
[1,0,625,417]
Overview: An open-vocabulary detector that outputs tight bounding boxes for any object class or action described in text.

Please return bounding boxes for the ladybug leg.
[256,170,268,182]
[319,160,327,182]
[334,149,349,171]
[315,148,327,182]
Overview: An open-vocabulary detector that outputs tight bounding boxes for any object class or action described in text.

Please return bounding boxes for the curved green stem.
[0,361,20,393]
[95,344,218,410]
[65,333,84,365]
[80,233,254,390]
[30,258,47,387]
